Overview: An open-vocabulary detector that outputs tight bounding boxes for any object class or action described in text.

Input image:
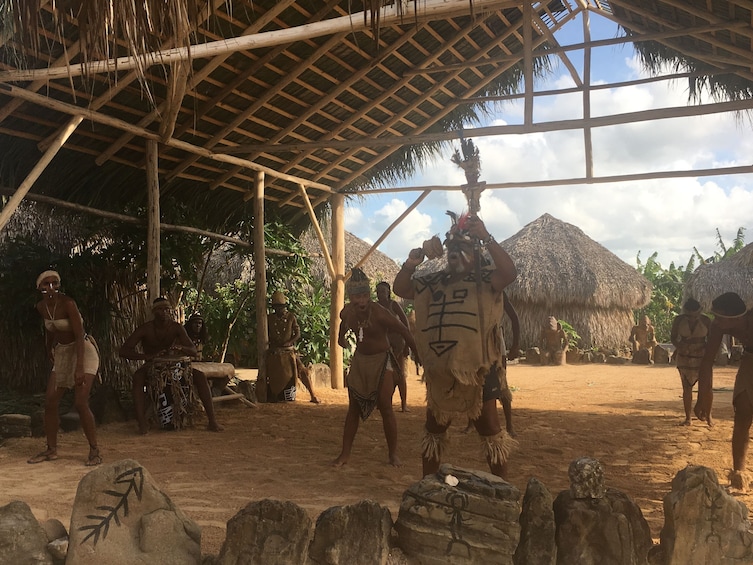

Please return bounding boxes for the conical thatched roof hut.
[301,229,401,287]
[684,243,753,312]
[501,214,652,350]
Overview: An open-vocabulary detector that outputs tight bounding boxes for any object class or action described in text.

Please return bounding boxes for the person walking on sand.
[394,213,518,479]
[695,292,753,490]
[332,268,420,468]
[670,297,711,426]
[28,270,102,467]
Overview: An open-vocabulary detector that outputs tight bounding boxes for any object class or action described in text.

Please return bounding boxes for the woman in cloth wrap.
[28,270,102,466]
[670,298,711,426]
[394,213,518,479]
[695,292,753,490]
[333,268,420,468]
[375,281,411,412]
[265,291,320,403]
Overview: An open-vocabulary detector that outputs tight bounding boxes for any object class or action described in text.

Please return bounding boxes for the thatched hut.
[684,243,753,312]
[501,214,652,350]
[301,229,401,288]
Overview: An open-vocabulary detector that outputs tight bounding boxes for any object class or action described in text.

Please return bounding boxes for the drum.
[147,356,198,430]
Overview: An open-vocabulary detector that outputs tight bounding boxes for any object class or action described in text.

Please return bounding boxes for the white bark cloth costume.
[411,253,517,467]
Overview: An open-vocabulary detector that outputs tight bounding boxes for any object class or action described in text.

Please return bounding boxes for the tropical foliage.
[635,228,746,342]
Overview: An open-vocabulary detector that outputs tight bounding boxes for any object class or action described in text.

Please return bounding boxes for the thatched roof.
[684,242,753,311]
[301,229,400,286]
[1,1,750,236]
[502,213,652,310]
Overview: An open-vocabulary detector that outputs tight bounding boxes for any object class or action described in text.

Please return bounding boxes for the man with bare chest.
[120,297,222,434]
[332,268,420,468]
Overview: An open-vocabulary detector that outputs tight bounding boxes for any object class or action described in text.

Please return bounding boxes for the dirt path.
[1,362,749,556]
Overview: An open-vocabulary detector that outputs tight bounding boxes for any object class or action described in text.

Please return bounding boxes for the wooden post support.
[145,139,161,305]
[330,193,345,389]
[0,116,82,232]
[253,170,269,401]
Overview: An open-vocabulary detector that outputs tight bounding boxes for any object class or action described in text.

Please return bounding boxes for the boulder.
[59,410,81,432]
[309,363,331,388]
[653,346,670,365]
[31,409,46,437]
[0,500,53,564]
[41,517,67,542]
[67,459,201,565]
[525,348,541,365]
[565,350,582,364]
[569,457,605,499]
[0,413,31,438]
[553,489,652,564]
[89,384,127,425]
[234,380,257,404]
[655,465,753,565]
[632,349,651,365]
[395,464,520,564]
[217,499,312,565]
[309,499,392,564]
[513,477,555,565]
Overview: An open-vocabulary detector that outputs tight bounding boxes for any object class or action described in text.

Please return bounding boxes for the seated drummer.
[119,297,223,434]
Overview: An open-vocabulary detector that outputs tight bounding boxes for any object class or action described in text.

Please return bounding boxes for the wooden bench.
[191,362,256,408]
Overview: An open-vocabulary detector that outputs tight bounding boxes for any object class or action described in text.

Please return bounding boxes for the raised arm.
[393,247,424,299]
[465,216,517,290]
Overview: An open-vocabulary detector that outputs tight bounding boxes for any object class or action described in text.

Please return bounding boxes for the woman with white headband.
[28,270,101,466]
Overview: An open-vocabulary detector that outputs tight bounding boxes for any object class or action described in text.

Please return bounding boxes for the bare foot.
[680,419,691,426]
[332,454,349,468]
[310,397,321,404]
[389,454,403,467]
[507,428,518,438]
[707,418,715,428]
[400,406,410,413]
[208,422,224,432]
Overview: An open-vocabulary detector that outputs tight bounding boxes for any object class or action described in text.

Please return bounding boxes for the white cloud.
[346,23,753,272]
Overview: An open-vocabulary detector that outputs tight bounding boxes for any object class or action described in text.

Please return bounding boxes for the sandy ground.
[1,361,750,558]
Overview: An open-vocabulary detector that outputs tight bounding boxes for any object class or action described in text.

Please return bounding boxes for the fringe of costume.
[728,469,750,491]
[480,431,518,467]
[52,336,99,388]
[347,350,390,420]
[421,429,449,463]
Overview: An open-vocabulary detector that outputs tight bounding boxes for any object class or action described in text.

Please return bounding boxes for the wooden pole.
[298,183,335,280]
[253,170,269,401]
[145,139,161,305]
[0,115,82,232]
[330,193,345,389]
[0,0,515,83]
[582,9,593,179]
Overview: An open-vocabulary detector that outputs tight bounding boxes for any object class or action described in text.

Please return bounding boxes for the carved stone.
[513,477,555,565]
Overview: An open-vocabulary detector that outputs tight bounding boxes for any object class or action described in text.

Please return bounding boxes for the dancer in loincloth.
[670,298,711,426]
[265,290,320,404]
[332,268,420,468]
[394,213,518,479]
[695,292,753,490]
[375,281,411,412]
[120,297,223,434]
[28,270,102,467]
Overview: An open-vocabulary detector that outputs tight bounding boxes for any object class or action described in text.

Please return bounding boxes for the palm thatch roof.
[0,0,750,236]
[684,242,753,311]
[501,213,651,349]
[301,228,400,286]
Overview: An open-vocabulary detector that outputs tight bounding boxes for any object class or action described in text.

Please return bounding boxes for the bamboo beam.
[0,0,517,83]
[0,116,82,232]
[523,1,534,126]
[351,190,432,272]
[531,10,582,88]
[146,139,161,305]
[298,184,335,280]
[359,164,753,194]
[0,83,332,192]
[582,9,593,180]
[0,187,304,256]
[330,193,345,390]
[159,59,190,142]
[402,21,750,74]
[254,170,269,402]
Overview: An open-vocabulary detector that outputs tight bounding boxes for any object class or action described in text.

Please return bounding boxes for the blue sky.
[344,12,753,269]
